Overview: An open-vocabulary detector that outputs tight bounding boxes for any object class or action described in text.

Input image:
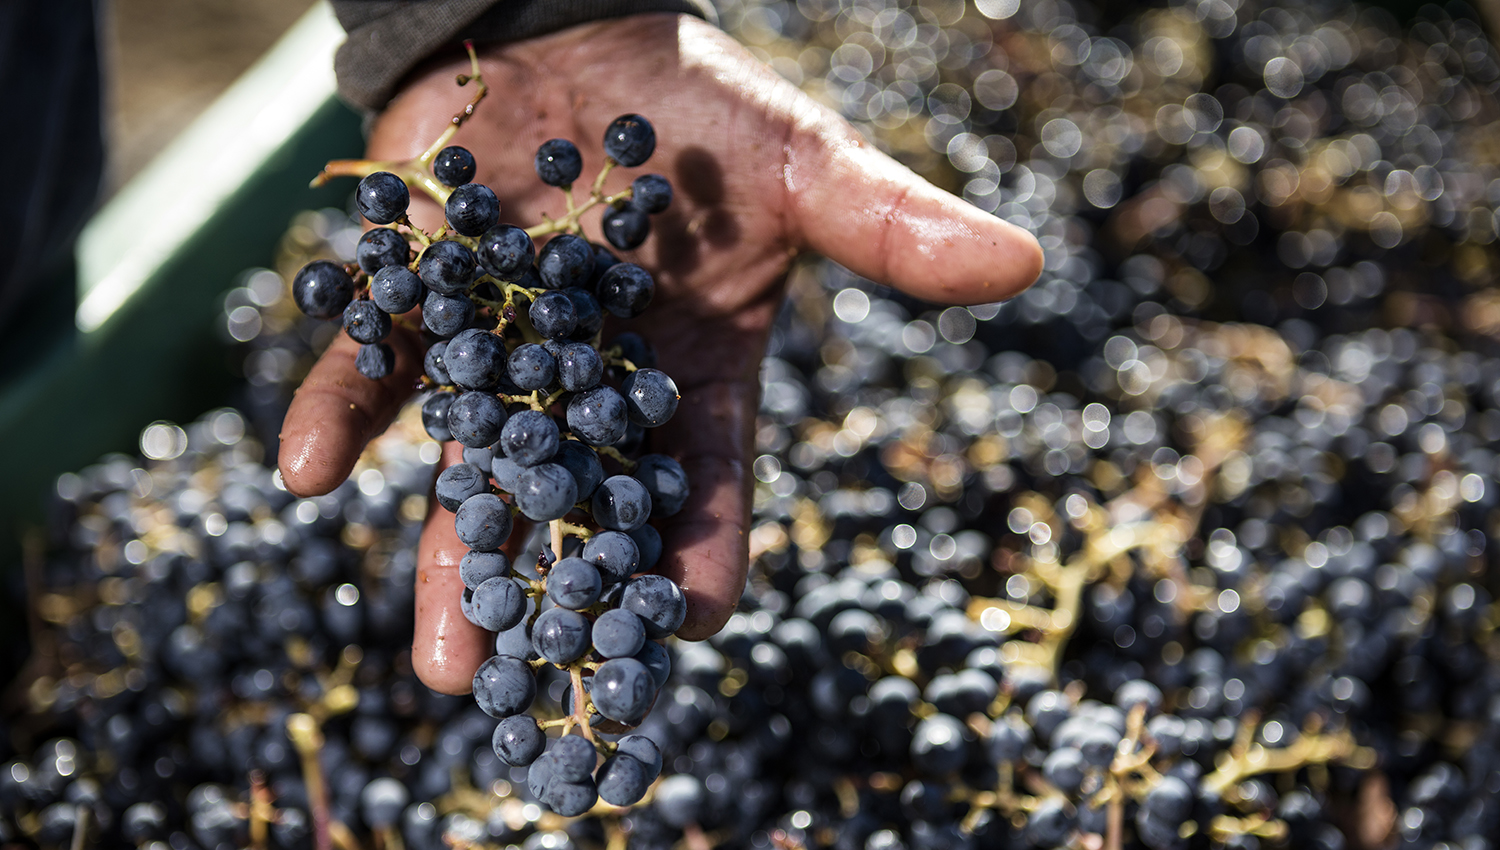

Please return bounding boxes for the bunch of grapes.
[286,56,690,815]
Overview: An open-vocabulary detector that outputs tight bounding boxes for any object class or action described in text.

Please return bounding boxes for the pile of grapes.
[6,2,1500,850]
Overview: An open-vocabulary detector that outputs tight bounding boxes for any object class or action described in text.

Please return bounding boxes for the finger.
[786,114,1044,306]
[412,441,493,694]
[278,325,424,497]
[651,378,755,641]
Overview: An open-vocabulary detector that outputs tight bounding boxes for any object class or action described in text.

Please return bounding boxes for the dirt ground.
[102,0,318,193]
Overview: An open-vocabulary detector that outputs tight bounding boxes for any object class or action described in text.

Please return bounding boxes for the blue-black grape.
[542,778,597,818]
[595,754,649,806]
[567,387,629,446]
[447,391,507,448]
[536,234,593,290]
[591,475,652,532]
[633,640,671,689]
[597,263,654,318]
[531,608,591,665]
[292,260,354,320]
[357,227,410,273]
[435,462,489,512]
[471,576,526,632]
[633,454,689,517]
[421,290,474,338]
[619,574,685,638]
[421,391,457,441]
[551,735,596,782]
[621,368,679,426]
[443,328,507,390]
[343,300,392,344]
[529,290,577,339]
[418,241,476,296]
[477,224,535,281]
[653,775,704,829]
[433,145,476,186]
[500,410,559,467]
[444,183,500,237]
[534,139,583,187]
[611,331,656,369]
[513,463,577,522]
[630,174,673,213]
[360,779,408,831]
[355,343,395,379]
[423,340,452,384]
[372,265,423,314]
[490,456,524,493]
[554,440,605,500]
[472,655,536,718]
[590,658,654,723]
[356,171,410,224]
[911,714,968,774]
[616,735,661,779]
[463,439,499,469]
[546,558,602,610]
[491,715,545,767]
[507,343,555,391]
[459,550,510,590]
[582,530,639,584]
[495,614,537,661]
[602,205,650,251]
[602,114,656,167]
[591,609,646,658]
[627,524,661,571]
[563,288,603,340]
[587,243,620,290]
[453,493,512,551]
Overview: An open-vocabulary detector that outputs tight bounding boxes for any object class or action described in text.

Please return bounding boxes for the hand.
[277,13,1043,694]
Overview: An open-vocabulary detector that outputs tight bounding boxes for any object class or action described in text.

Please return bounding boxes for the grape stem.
[570,667,596,743]
[68,803,88,850]
[550,520,565,563]
[248,770,273,850]
[597,446,638,471]
[285,713,333,850]
[524,178,634,239]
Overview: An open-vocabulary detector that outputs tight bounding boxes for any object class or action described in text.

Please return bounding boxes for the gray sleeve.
[331,0,717,112]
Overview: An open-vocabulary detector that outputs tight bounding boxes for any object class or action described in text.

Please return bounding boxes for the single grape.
[597,263,655,318]
[444,328,507,390]
[567,387,630,447]
[433,145,476,186]
[613,421,645,454]
[595,755,649,806]
[292,260,354,320]
[343,300,392,344]
[587,243,620,290]
[542,779,598,818]
[556,343,604,393]
[553,440,605,501]
[491,456,525,493]
[611,331,657,369]
[562,288,603,341]
[653,775,704,829]
[472,655,536,718]
[447,391,507,448]
[602,114,656,167]
[372,265,423,314]
[355,343,395,379]
[421,391,457,441]
[424,340,452,384]
[477,224,535,281]
[592,475,652,531]
[356,171,410,224]
[592,609,646,658]
[359,779,409,830]
[621,368,679,427]
[471,576,526,632]
[531,608,591,664]
[911,714,969,774]
[421,290,474,338]
[460,551,511,590]
[551,735,597,783]
[534,139,584,187]
[529,290,578,339]
[463,440,498,469]
[628,524,662,571]
[537,234,594,289]
[445,183,500,237]
[418,240,476,296]
[547,558,603,609]
[495,614,537,661]
[620,574,686,638]
[581,530,639,584]
[507,343,556,391]
[435,462,489,512]
[491,715,545,767]
[454,493,513,551]
[590,657,654,723]
[513,463,578,522]
[630,174,673,214]
[634,640,671,689]
[603,205,650,251]
[357,227,410,273]
[634,454,689,517]
[500,409,560,467]
[526,751,557,800]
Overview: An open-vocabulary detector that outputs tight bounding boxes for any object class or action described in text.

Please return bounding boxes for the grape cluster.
[290,78,692,814]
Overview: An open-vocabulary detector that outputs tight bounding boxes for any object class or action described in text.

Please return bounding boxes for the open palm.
[278,13,1042,694]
